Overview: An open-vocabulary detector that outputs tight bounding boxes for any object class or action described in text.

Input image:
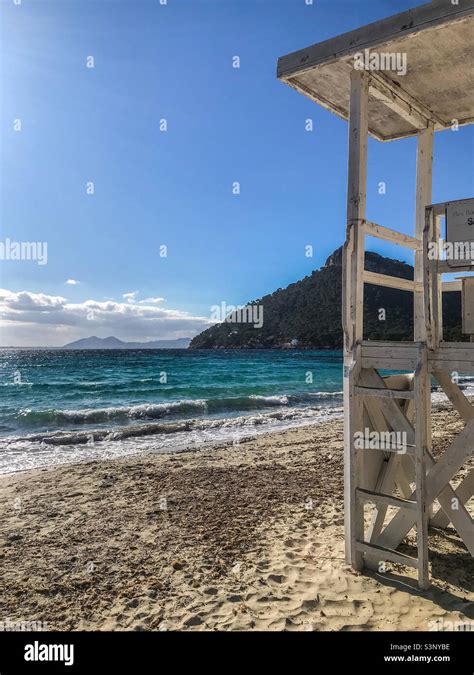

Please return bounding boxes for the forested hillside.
[189,247,463,349]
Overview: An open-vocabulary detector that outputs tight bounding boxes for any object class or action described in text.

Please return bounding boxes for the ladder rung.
[356,540,418,569]
[356,436,415,455]
[364,445,416,456]
[363,221,421,250]
[356,487,417,511]
[355,386,414,400]
[363,270,423,293]
[363,447,416,456]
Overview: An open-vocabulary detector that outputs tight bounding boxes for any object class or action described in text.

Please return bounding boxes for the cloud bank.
[0,288,212,346]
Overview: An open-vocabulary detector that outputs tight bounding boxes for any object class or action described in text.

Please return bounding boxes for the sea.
[2,348,473,475]
[0,349,343,473]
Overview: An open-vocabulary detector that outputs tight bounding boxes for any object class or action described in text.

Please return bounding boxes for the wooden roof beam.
[368,71,446,131]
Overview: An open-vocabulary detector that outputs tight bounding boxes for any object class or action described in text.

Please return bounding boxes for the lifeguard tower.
[278,0,474,589]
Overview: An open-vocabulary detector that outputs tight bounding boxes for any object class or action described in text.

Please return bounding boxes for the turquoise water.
[0,349,343,472]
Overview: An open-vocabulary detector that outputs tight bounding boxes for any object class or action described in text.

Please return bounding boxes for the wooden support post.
[414,125,434,342]
[343,68,368,569]
[344,351,364,569]
[433,215,443,345]
[414,346,430,589]
[416,127,434,538]
[424,209,444,349]
[343,69,368,353]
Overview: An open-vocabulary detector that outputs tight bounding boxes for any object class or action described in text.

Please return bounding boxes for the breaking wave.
[13,392,344,427]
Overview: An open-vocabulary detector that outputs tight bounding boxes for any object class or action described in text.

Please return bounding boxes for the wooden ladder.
[350,350,431,590]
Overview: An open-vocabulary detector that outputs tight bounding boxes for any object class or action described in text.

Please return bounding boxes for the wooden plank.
[344,70,368,353]
[430,202,447,218]
[361,356,419,370]
[423,206,439,348]
[434,469,474,557]
[361,344,420,359]
[361,344,420,357]
[356,487,417,511]
[344,352,364,570]
[401,454,416,483]
[355,386,414,400]
[356,540,418,569]
[364,371,415,543]
[362,376,406,542]
[361,340,423,349]
[280,76,388,144]
[442,281,462,292]
[380,119,474,141]
[374,424,474,556]
[363,443,415,457]
[429,344,474,372]
[361,397,393,487]
[431,471,474,528]
[414,346,430,589]
[415,125,434,343]
[425,424,474,504]
[363,396,389,434]
[429,360,474,373]
[369,71,445,130]
[433,372,474,422]
[363,270,422,293]
[366,456,400,543]
[359,370,415,435]
[365,458,417,570]
[277,8,474,143]
[343,68,368,572]
[428,213,443,346]
[359,369,418,572]
[360,418,385,493]
[363,220,420,250]
[439,341,474,350]
[277,1,474,78]
[396,456,416,498]
[358,372,417,567]
[437,261,474,274]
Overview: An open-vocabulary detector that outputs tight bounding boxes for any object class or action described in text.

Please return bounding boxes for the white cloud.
[138,297,165,305]
[123,291,138,302]
[0,288,212,346]
[0,289,66,312]
[66,279,80,285]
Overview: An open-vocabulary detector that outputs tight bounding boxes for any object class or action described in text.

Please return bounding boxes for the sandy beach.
[1,406,473,632]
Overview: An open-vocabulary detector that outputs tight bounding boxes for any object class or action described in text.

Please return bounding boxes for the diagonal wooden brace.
[360,370,474,557]
[375,422,474,557]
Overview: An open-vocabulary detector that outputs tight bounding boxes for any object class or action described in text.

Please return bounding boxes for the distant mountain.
[189,247,464,349]
[62,336,191,350]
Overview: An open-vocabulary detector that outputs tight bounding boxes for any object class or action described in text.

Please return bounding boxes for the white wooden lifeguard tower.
[278,0,474,589]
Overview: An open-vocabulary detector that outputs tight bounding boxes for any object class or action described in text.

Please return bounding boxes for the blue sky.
[1,0,473,345]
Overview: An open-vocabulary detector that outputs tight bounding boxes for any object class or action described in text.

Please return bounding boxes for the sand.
[0,407,473,631]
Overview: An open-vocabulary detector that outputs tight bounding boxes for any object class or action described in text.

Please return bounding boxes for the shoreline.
[1,407,473,631]
[0,394,460,477]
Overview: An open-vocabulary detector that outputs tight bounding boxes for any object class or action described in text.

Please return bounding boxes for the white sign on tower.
[445,198,474,268]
